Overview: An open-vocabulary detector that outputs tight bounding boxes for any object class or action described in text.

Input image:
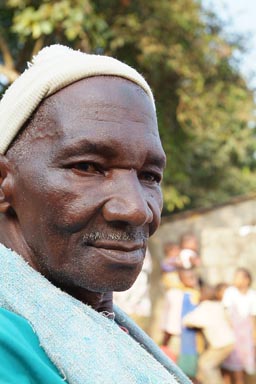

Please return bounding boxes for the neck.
[0,214,35,262]
[55,284,113,313]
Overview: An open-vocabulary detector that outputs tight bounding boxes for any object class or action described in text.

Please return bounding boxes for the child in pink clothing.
[222,268,256,384]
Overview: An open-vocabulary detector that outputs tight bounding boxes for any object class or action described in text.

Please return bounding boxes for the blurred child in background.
[161,242,182,290]
[179,233,201,269]
[222,268,256,384]
[183,283,235,384]
[161,268,200,382]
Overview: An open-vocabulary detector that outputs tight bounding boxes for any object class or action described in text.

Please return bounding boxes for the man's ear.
[0,155,15,214]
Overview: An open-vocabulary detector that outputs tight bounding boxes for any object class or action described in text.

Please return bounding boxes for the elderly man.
[0,45,190,383]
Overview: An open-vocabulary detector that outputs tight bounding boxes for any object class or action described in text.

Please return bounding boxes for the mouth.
[84,240,146,266]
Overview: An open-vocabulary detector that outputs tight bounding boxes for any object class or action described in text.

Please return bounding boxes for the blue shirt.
[0,308,64,383]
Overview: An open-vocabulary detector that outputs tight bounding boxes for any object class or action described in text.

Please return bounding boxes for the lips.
[91,239,145,251]
[85,240,146,266]
[95,247,145,266]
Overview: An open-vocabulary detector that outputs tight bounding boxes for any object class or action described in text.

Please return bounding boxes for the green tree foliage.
[1,0,256,214]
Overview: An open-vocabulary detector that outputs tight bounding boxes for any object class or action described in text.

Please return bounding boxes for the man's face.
[7,77,165,293]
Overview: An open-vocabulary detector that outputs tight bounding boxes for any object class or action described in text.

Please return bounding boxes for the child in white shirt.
[183,283,235,384]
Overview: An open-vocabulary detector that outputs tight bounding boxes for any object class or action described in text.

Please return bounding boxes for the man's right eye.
[70,162,103,175]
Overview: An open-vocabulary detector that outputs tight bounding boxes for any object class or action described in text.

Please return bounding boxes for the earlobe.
[0,155,14,214]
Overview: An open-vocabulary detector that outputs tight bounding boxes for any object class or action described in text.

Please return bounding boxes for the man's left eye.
[139,172,161,184]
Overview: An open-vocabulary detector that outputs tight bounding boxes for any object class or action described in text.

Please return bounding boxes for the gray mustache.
[82,231,148,243]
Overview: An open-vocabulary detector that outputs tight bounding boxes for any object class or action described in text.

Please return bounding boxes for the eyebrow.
[55,138,119,160]
[55,137,166,169]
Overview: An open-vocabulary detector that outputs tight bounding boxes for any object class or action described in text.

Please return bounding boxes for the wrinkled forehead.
[52,76,156,121]
[39,76,158,136]
[8,76,163,163]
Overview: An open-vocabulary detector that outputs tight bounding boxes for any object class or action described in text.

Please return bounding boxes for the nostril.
[102,197,152,226]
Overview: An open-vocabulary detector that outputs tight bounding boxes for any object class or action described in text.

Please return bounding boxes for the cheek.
[148,187,163,235]
[150,184,163,203]
[15,169,96,225]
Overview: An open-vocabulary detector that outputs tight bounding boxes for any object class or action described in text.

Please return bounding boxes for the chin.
[111,278,138,292]
[89,276,138,293]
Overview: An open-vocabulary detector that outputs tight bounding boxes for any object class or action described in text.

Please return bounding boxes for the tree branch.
[32,37,44,57]
[0,64,19,83]
[0,34,15,70]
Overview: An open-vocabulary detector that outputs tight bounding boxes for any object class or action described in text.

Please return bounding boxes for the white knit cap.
[0,44,155,154]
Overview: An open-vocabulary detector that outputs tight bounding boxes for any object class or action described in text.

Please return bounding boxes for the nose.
[102,170,153,226]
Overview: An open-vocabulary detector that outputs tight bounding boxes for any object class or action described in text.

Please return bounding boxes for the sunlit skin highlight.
[0,76,166,311]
